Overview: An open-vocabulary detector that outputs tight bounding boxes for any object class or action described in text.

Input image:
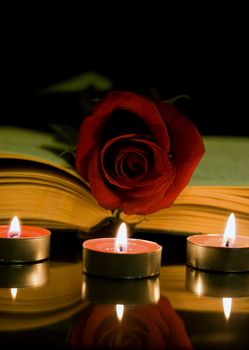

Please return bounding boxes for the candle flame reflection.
[11,288,17,300]
[116,304,124,322]
[7,216,21,238]
[222,297,232,320]
[195,276,203,296]
[153,281,160,303]
[222,213,236,247]
[114,223,128,252]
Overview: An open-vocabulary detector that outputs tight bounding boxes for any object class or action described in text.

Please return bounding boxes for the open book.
[1,126,249,236]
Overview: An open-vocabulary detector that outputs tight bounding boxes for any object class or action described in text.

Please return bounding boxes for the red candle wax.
[84,237,160,254]
[83,237,162,279]
[0,226,50,238]
[188,234,249,248]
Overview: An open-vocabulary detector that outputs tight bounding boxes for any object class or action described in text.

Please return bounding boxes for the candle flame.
[11,288,18,300]
[114,223,128,252]
[222,297,232,320]
[7,216,21,238]
[222,213,236,247]
[116,304,124,322]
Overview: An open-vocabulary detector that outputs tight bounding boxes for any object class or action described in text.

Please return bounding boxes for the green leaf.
[59,145,76,157]
[49,123,78,146]
[38,71,113,94]
[165,95,190,104]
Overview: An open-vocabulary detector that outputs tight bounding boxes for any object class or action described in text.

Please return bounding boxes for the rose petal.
[87,135,176,213]
[100,134,174,191]
[76,91,170,181]
[70,296,193,349]
[154,101,205,206]
[88,146,122,210]
[101,136,152,189]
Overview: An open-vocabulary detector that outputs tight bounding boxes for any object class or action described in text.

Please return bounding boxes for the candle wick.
[225,240,230,247]
[7,232,19,238]
[114,245,126,253]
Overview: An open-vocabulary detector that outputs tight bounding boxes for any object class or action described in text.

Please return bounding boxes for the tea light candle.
[185,266,249,298]
[82,273,160,304]
[186,213,249,272]
[0,260,49,288]
[0,216,51,263]
[82,223,162,279]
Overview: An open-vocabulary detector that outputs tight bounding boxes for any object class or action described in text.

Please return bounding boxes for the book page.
[189,136,249,186]
[0,126,72,169]
[0,127,113,231]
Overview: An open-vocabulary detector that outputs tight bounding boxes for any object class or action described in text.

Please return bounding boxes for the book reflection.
[0,262,84,333]
[69,274,193,349]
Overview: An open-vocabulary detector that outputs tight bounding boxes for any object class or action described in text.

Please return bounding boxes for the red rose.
[76,91,205,215]
[69,296,193,349]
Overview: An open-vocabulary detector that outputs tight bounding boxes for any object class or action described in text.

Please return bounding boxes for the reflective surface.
[1,231,249,349]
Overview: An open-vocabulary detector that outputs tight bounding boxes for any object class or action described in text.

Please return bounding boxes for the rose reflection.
[70,296,193,350]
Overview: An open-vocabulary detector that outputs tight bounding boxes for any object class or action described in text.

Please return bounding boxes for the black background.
[0,16,248,137]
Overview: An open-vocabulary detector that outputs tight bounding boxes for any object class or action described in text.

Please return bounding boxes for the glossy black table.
[1,231,249,349]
